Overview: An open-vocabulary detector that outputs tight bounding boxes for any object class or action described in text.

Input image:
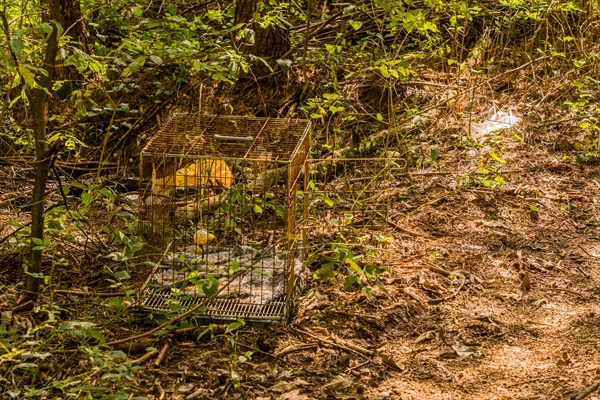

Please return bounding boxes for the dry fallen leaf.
[323,376,352,392]
[415,330,436,344]
[278,389,309,400]
[381,353,402,370]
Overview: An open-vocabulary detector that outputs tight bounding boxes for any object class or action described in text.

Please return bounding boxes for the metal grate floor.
[141,288,287,323]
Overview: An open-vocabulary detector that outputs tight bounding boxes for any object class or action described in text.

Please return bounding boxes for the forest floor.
[1,73,600,400]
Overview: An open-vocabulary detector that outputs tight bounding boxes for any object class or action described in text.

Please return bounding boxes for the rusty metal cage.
[139,113,311,323]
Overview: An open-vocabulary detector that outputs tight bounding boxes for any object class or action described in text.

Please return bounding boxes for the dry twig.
[290,326,374,358]
[131,349,159,366]
[154,343,169,367]
[275,343,319,357]
[571,379,600,400]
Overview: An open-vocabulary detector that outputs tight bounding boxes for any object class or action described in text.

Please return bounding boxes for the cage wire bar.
[139,113,311,323]
[304,158,408,270]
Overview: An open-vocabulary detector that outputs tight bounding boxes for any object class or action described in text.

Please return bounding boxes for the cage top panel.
[142,113,311,163]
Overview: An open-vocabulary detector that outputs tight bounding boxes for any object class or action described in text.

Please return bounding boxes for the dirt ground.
[1,89,600,400]
[132,115,599,400]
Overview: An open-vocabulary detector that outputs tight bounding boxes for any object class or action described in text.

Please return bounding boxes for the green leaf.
[81,191,93,205]
[225,319,245,333]
[149,55,163,65]
[313,262,337,281]
[40,23,53,33]
[276,59,292,69]
[253,204,263,214]
[343,274,360,290]
[128,61,142,73]
[379,64,391,78]
[199,275,219,297]
[18,65,36,87]
[329,105,345,113]
[133,6,143,17]
[321,195,334,207]
[113,270,131,280]
[348,20,363,30]
[229,260,240,275]
[488,150,506,164]
[9,39,24,56]
[325,44,340,54]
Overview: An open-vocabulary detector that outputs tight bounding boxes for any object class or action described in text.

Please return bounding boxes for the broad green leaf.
[113,270,131,280]
[81,191,93,205]
[225,319,244,333]
[128,61,142,73]
[9,39,24,56]
[199,275,219,297]
[18,65,36,87]
[149,55,163,65]
[229,260,240,275]
[380,64,391,78]
[133,6,143,17]
[343,274,360,290]
[321,195,334,207]
[40,23,53,33]
[348,20,363,30]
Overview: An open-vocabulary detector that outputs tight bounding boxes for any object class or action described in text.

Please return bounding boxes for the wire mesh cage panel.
[139,113,311,323]
[304,158,408,272]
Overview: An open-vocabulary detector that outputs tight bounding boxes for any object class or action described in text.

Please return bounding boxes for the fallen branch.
[154,343,169,367]
[131,349,159,366]
[572,379,600,400]
[376,211,420,237]
[428,274,467,305]
[578,244,600,259]
[325,309,379,324]
[11,300,34,312]
[53,290,125,298]
[275,343,318,357]
[290,326,373,358]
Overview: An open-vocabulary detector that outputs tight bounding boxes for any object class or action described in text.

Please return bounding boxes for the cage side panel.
[141,154,294,322]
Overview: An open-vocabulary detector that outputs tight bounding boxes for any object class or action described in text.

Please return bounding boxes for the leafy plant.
[309,243,387,298]
[222,319,252,391]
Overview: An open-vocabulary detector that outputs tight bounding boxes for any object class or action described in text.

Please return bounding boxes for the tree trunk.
[233,0,291,116]
[24,0,61,302]
[60,0,88,50]
[55,0,88,95]
[234,0,290,63]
